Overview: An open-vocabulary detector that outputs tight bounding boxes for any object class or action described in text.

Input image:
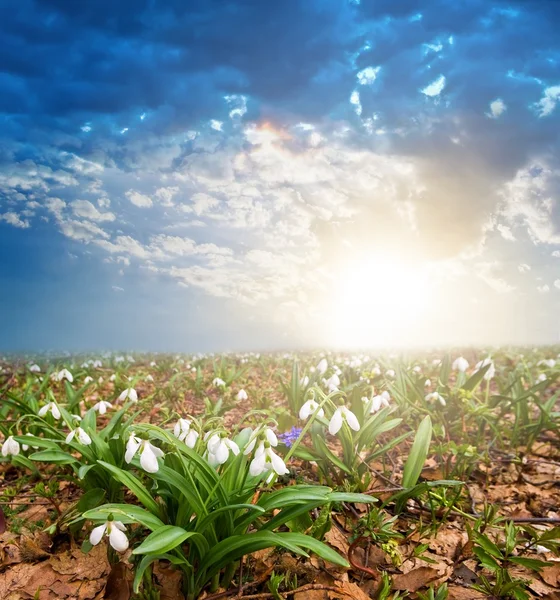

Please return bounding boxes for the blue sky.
[1,0,559,352]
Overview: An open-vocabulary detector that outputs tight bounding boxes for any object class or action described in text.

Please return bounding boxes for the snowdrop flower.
[316,358,328,375]
[452,357,469,372]
[84,376,94,384]
[249,442,289,477]
[425,392,446,407]
[65,426,92,445]
[328,406,360,435]
[92,360,102,368]
[150,361,157,367]
[38,401,61,420]
[386,369,396,379]
[538,359,556,369]
[474,358,495,380]
[371,365,382,376]
[145,374,154,382]
[191,366,197,372]
[126,355,135,363]
[324,373,340,392]
[21,433,39,452]
[54,368,73,382]
[244,426,278,455]
[92,400,113,415]
[300,375,310,387]
[125,433,164,473]
[299,399,325,420]
[536,373,547,383]
[432,359,442,367]
[205,432,240,466]
[412,366,422,374]
[29,364,41,373]
[118,388,138,403]
[212,377,226,388]
[173,418,199,448]
[109,374,117,382]
[81,362,89,369]
[89,519,128,552]
[1,436,20,457]
[424,379,432,389]
[368,391,391,414]
[236,389,248,401]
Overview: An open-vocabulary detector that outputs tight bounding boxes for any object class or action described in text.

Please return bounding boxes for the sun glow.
[326,255,436,348]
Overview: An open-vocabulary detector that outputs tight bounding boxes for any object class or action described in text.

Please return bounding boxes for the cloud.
[533,85,560,117]
[537,284,550,293]
[555,279,560,290]
[70,200,115,222]
[0,212,30,228]
[487,98,507,119]
[112,285,124,292]
[125,190,153,208]
[59,219,109,242]
[420,75,446,97]
[518,263,531,273]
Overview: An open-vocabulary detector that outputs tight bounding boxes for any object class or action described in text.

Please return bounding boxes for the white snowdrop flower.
[55,368,73,382]
[92,360,102,368]
[424,379,432,389]
[536,373,547,383]
[386,369,396,379]
[89,519,128,552]
[38,401,61,420]
[92,400,113,415]
[21,433,39,452]
[452,357,469,372]
[115,356,124,363]
[150,361,157,367]
[29,364,41,373]
[538,359,556,369]
[328,406,360,435]
[65,426,92,445]
[125,433,164,473]
[84,376,94,384]
[371,365,381,376]
[325,373,340,391]
[109,374,117,382]
[126,356,135,363]
[249,442,289,477]
[145,374,154,382]
[425,392,446,407]
[191,367,197,372]
[118,388,138,402]
[81,362,89,369]
[243,426,278,455]
[474,358,495,380]
[212,377,226,388]
[432,359,442,367]
[369,391,391,414]
[173,418,199,448]
[412,366,422,374]
[1,436,20,457]
[205,432,240,466]
[98,377,104,384]
[299,399,324,420]
[236,389,248,401]
[535,544,549,555]
[316,358,328,375]
[300,375,310,387]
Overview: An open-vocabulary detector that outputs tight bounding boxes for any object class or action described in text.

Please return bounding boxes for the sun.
[325,254,435,348]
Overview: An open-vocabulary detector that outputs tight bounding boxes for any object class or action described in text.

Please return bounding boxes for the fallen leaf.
[104,562,131,600]
[393,566,440,592]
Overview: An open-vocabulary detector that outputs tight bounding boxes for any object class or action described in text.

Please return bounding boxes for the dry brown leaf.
[324,528,350,555]
[327,581,371,600]
[447,585,487,600]
[541,563,560,587]
[393,566,440,592]
[104,562,131,600]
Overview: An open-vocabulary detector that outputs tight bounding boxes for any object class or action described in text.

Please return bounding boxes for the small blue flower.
[278,426,302,448]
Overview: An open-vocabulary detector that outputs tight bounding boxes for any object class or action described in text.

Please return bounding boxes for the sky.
[0,0,559,353]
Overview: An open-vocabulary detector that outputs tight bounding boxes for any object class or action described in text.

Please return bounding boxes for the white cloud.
[0,212,30,228]
[70,200,115,222]
[112,286,124,292]
[537,284,550,293]
[95,235,148,258]
[224,94,247,119]
[154,187,178,206]
[477,262,515,293]
[554,279,560,290]
[421,75,446,97]
[126,189,153,208]
[487,98,507,118]
[59,219,109,242]
[45,197,66,220]
[210,120,223,131]
[350,90,362,115]
[518,263,531,273]
[552,251,560,258]
[356,66,381,85]
[533,85,560,117]
[496,223,515,241]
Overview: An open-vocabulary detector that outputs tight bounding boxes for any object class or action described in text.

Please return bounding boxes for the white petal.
[249,453,267,477]
[51,404,61,420]
[226,439,240,455]
[125,436,141,464]
[214,441,229,465]
[78,428,92,445]
[148,442,164,458]
[299,401,312,420]
[89,523,107,546]
[243,438,257,455]
[65,430,75,444]
[1,443,7,457]
[269,450,289,475]
[328,409,343,435]
[108,525,129,552]
[113,521,127,531]
[38,405,49,417]
[265,429,278,446]
[185,430,199,448]
[140,444,160,473]
[344,409,360,432]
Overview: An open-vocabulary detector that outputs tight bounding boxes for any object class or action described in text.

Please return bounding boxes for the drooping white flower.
[300,375,310,387]
[371,365,381,376]
[249,442,289,477]
[324,373,340,392]
[118,388,138,403]
[89,520,129,552]
[369,391,391,414]
[236,389,248,401]
[328,406,360,435]
[299,399,325,420]
[38,401,61,420]
[538,359,556,369]
[173,418,199,448]
[474,358,495,380]
[425,392,446,407]
[452,357,469,372]
[150,361,157,367]
[212,377,226,387]
[22,433,39,452]
[536,373,547,383]
[412,366,422,374]
[92,360,103,368]
[54,368,73,382]
[92,400,113,415]
[125,433,164,473]
[29,364,41,373]
[65,427,92,445]
[145,374,154,382]
[84,376,94,384]
[243,426,278,455]
[316,358,328,375]
[109,374,117,382]
[385,369,396,379]
[424,379,432,389]
[1,436,20,457]
[205,432,240,466]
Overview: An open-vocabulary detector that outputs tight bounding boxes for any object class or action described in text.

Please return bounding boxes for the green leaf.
[82,504,165,530]
[473,547,500,571]
[462,363,491,392]
[29,450,78,464]
[133,553,191,593]
[132,526,201,555]
[509,556,552,571]
[401,416,432,489]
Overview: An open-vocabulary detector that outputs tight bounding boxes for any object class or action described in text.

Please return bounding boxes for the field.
[1,349,559,600]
